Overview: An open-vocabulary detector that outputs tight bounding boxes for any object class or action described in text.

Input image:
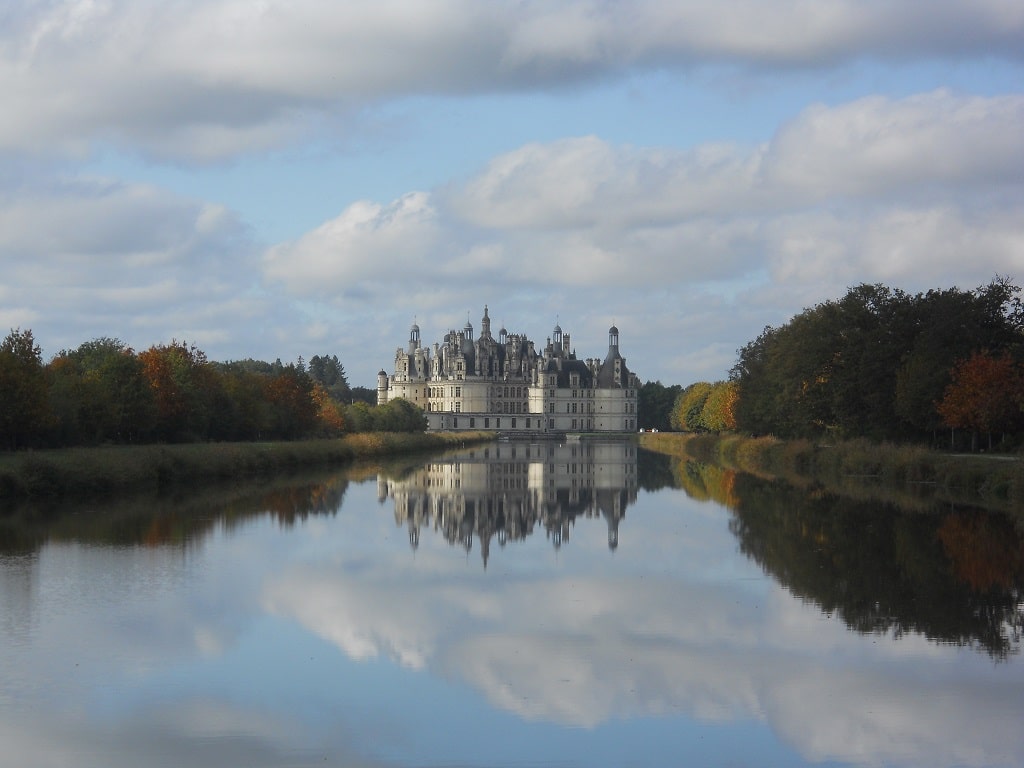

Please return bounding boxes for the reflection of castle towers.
[380,439,637,568]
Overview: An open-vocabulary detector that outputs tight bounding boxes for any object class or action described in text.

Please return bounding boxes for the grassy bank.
[0,432,494,500]
[639,432,1024,514]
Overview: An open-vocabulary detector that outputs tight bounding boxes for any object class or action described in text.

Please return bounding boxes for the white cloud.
[0,174,280,358]
[1,1,1021,160]
[762,90,1024,197]
[261,90,1024,381]
[263,192,439,296]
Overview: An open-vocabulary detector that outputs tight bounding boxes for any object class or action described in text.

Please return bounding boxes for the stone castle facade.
[377,307,640,434]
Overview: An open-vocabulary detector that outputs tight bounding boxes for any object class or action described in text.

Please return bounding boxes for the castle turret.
[408,322,421,354]
[481,305,491,339]
[377,370,389,405]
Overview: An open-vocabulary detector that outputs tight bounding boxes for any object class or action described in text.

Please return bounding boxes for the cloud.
[251,87,1024,382]
[0,174,279,357]
[762,90,1024,197]
[263,192,440,296]
[262,88,1024,310]
[1,1,1021,160]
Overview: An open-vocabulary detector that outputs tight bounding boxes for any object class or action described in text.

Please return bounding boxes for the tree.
[312,382,346,435]
[639,381,682,431]
[138,341,218,441]
[263,364,318,439]
[350,386,378,405]
[731,279,1024,442]
[377,398,428,432]
[308,354,351,402]
[673,382,713,432]
[47,338,154,444]
[937,351,1024,451]
[0,329,49,449]
[700,381,738,433]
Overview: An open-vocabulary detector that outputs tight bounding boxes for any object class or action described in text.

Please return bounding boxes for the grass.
[0,432,494,500]
[639,432,1024,515]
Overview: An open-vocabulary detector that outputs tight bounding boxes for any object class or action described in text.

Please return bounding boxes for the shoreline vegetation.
[0,432,494,501]
[639,432,1024,516]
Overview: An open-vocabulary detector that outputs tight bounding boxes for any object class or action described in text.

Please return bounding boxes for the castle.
[377,307,640,434]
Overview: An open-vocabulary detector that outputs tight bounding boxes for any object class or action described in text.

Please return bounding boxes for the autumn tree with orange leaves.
[138,341,221,442]
[937,351,1024,451]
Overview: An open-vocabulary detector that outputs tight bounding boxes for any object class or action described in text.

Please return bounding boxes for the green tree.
[47,338,155,444]
[308,354,351,402]
[0,329,50,449]
[732,279,1024,441]
[639,381,682,431]
[377,398,428,432]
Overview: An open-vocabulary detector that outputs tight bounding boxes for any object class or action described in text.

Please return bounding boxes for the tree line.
[644,278,1024,450]
[0,334,425,450]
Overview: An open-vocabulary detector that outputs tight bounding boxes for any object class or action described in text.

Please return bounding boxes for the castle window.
[470,417,475,427]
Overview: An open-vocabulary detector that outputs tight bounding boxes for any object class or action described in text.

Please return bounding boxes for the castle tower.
[408,322,421,354]
[481,305,491,339]
[377,369,388,405]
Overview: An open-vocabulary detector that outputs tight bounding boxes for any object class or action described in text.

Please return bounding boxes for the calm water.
[1,440,1022,768]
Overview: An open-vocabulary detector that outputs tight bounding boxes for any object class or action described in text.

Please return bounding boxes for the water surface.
[1,440,1022,767]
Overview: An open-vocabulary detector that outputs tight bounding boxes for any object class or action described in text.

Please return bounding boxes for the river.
[1,439,1022,767]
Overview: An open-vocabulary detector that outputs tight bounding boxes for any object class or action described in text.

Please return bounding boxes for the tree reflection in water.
[0,473,350,555]
[676,458,1024,659]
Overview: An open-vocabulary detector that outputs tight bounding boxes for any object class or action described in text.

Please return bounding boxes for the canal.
[1,439,1021,767]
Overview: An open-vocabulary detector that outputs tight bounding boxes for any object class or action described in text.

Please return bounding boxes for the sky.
[2,0,1023,388]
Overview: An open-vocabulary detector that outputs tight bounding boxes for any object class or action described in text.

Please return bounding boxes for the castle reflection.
[378,439,638,566]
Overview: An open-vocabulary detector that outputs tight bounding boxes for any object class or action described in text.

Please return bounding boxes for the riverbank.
[639,432,1024,514]
[0,432,494,500]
